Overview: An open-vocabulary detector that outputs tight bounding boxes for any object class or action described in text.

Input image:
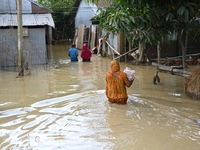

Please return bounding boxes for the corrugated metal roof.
[0,0,52,14]
[0,0,32,14]
[30,0,53,13]
[0,14,55,27]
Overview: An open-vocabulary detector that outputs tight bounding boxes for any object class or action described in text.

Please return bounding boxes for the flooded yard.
[0,43,200,150]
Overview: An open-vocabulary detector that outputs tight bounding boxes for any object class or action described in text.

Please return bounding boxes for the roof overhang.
[0,14,55,28]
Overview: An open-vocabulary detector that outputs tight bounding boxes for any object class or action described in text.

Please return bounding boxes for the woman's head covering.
[82,44,88,50]
[81,44,91,59]
[110,60,120,73]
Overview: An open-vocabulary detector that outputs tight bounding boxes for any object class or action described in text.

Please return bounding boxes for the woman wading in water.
[106,60,134,104]
[81,44,92,62]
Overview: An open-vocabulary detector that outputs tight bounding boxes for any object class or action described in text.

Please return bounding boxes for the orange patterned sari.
[106,60,130,104]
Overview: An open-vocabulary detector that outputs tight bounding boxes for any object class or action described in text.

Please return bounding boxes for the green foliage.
[93,0,200,46]
[188,19,200,42]
[85,0,113,4]
[37,0,75,40]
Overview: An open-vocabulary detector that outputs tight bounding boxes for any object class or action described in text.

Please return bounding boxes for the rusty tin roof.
[0,0,54,27]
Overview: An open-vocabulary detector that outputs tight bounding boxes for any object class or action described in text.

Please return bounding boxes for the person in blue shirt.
[68,43,79,61]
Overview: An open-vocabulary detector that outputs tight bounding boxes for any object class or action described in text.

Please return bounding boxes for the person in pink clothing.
[81,44,92,62]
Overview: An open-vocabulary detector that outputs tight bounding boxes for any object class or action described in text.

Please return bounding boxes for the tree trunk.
[157,41,161,64]
[138,42,144,62]
[178,30,186,70]
[62,22,65,40]
[185,31,188,54]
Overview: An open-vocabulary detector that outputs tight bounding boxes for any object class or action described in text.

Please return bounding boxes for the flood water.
[0,43,200,150]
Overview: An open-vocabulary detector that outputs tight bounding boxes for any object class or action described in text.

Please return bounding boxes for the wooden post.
[117,32,125,62]
[17,0,24,76]
[77,24,85,49]
[48,26,52,45]
[90,25,96,51]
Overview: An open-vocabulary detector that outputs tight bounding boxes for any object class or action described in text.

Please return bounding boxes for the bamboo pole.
[105,40,138,60]
[166,53,200,60]
[105,40,121,55]
[152,62,191,77]
[17,0,24,76]
[114,47,138,60]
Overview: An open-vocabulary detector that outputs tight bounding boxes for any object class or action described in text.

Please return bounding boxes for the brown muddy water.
[0,43,200,150]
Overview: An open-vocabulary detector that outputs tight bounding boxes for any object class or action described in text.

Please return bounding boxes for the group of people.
[68,43,134,105]
[68,43,92,62]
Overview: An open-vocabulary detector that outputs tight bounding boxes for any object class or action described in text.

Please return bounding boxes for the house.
[75,0,99,29]
[0,0,55,67]
[73,0,100,49]
[73,0,126,61]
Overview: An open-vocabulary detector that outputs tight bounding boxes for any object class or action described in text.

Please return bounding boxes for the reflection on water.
[0,43,200,150]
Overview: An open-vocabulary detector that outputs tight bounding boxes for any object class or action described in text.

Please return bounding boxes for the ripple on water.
[0,90,200,150]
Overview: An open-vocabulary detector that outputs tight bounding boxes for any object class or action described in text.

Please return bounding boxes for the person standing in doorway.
[81,44,92,62]
[68,43,79,61]
[106,60,133,104]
